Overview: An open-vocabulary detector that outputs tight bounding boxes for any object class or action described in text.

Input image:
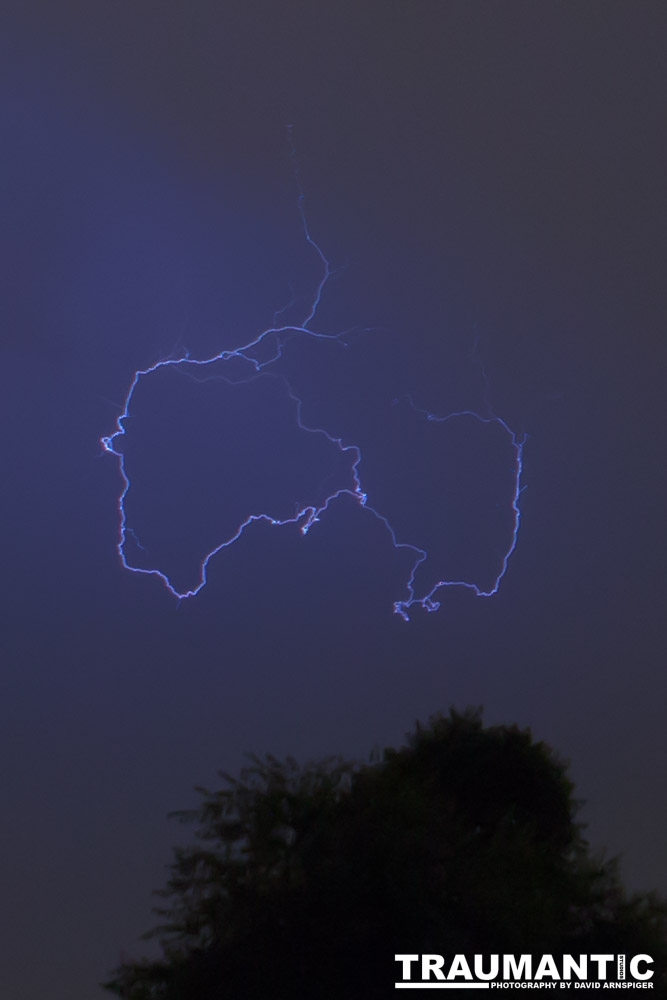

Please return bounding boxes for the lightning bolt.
[101,139,526,620]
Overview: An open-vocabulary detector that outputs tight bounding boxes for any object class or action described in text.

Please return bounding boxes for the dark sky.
[2,3,666,998]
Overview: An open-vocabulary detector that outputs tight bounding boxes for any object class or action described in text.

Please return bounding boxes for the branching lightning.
[101,141,526,620]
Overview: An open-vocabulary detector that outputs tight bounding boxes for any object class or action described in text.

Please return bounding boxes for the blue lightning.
[387,396,526,619]
[101,147,526,620]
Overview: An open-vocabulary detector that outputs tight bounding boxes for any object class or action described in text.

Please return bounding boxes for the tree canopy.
[104,709,667,999]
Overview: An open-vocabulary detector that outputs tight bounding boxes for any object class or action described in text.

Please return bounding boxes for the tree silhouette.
[104,709,667,999]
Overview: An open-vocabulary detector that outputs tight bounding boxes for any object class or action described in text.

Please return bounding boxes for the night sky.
[2,3,666,998]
